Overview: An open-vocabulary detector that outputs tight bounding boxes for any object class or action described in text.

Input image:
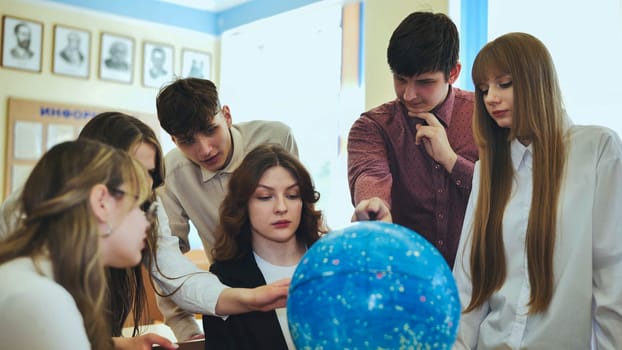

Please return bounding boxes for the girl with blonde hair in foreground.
[0,139,176,350]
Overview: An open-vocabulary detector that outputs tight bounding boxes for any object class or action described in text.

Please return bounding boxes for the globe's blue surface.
[287,221,460,350]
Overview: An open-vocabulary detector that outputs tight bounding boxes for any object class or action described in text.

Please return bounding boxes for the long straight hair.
[0,139,151,350]
[466,33,568,313]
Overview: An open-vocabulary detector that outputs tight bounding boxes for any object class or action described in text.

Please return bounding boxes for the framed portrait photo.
[142,41,173,89]
[181,49,211,79]
[1,15,43,72]
[52,25,90,78]
[99,32,134,83]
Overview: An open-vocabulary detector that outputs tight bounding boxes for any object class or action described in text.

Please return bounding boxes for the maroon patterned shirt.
[347,87,477,267]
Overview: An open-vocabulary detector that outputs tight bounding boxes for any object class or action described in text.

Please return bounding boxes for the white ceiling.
[158,0,252,12]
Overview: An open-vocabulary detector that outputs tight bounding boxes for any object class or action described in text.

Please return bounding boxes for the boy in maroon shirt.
[348,12,478,267]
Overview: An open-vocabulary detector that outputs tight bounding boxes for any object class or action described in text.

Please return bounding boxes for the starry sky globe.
[287,221,460,350]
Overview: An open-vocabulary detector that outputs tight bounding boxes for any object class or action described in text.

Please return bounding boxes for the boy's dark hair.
[387,11,459,80]
[156,77,221,137]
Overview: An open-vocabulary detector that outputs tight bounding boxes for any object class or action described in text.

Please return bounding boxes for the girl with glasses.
[0,139,176,350]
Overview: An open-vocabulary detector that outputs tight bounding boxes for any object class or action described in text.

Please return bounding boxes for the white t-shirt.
[254,252,298,350]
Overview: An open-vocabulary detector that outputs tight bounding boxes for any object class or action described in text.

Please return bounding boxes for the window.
[220,0,354,229]
[456,0,622,134]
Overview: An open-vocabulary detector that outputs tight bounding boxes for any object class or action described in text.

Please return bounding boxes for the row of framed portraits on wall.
[0,15,212,88]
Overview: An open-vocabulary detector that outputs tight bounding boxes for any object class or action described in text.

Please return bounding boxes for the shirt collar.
[430,85,456,127]
[200,126,244,182]
[510,138,533,171]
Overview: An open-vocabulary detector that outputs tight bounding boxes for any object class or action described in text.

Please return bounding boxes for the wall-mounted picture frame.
[1,15,43,72]
[99,32,134,83]
[52,24,90,78]
[143,41,173,89]
[181,49,211,79]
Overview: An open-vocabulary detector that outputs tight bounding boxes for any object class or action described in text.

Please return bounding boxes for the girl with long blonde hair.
[0,139,176,350]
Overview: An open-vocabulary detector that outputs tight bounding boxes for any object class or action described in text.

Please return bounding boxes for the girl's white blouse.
[453,125,622,349]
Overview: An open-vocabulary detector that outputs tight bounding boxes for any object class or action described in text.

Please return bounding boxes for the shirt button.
[437,213,444,220]
[437,188,444,194]
[434,163,441,170]
[456,179,462,186]
[437,240,444,246]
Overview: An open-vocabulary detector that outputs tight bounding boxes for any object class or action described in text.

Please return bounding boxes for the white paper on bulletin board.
[47,123,77,150]
[11,164,34,192]
[5,97,160,200]
[14,121,43,160]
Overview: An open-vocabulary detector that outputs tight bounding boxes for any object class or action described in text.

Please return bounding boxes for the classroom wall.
[0,0,454,200]
[363,0,448,110]
[0,0,219,199]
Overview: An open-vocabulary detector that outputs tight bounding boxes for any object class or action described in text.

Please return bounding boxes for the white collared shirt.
[453,125,622,349]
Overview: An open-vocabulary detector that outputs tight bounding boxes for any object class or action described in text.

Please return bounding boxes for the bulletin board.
[5,97,159,197]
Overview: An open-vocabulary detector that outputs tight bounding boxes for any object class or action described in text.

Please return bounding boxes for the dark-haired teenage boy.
[348,11,478,268]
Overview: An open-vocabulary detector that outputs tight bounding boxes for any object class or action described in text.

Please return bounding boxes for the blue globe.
[287,221,460,350]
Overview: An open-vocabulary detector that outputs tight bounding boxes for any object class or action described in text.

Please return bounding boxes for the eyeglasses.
[110,188,158,223]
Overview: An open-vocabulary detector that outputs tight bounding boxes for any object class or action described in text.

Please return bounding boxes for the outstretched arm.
[348,116,393,207]
[152,198,288,322]
[215,278,290,315]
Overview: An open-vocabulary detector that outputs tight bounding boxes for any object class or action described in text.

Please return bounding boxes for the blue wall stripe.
[48,0,218,35]
[460,0,487,90]
[47,0,327,35]
[216,0,321,33]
